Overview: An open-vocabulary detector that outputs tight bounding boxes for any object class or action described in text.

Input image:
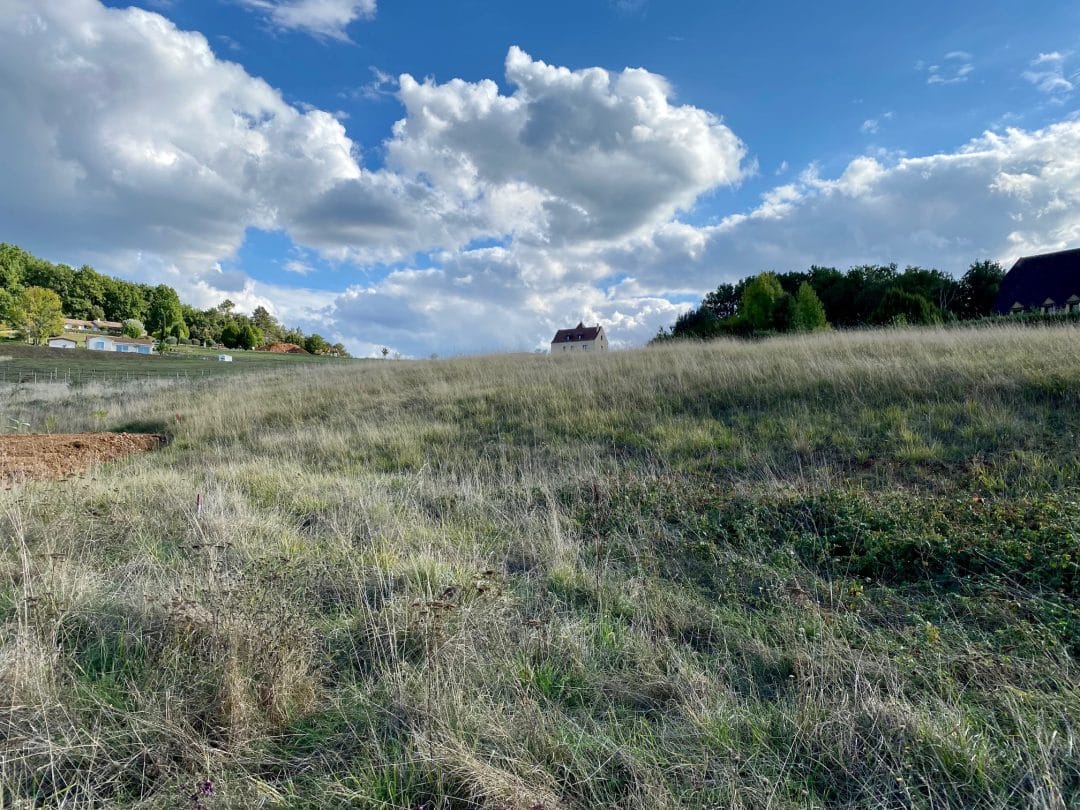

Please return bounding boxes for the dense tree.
[0,243,29,292]
[0,288,15,326]
[67,265,107,318]
[791,283,829,332]
[957,260,1004,318]
[741,272,785,331]
[871,289,939,326]
[22,260,74,304]
[102,278,148,321]
[146,285,183,339]
[219,321,241,349]
[847,264,900,325]
[251,306,284,343]
[894,266,959,315]
[0,243,342,354]
[122,318,145,338]
[304,333,330,355]
[654,256,1012,344]
[774,270,811,297]
[180,305,213,344]
[12,286,64,344]
[238,321,263,350]
[805,265,852,325]
[672,307,722,339]
[701,282,744,319]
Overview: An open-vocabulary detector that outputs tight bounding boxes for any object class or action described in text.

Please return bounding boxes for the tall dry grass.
[1,324,1078,808]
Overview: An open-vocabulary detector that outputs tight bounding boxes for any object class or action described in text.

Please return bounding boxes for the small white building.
[47,337,77,349]
[86,336,155,354]
[217,354,233,362]
[550,322,608,355]
[114,338,155,355]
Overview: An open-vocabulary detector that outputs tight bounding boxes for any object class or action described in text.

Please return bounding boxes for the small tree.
[122,318,144,338]
[741,272,785,331]
[791,283,829,332]
[220,321,240,349]
[957,260,1004,318]
[12,286,64,344]
[234,321,262,350]
[381,346,389,358]
[304,333,329,355]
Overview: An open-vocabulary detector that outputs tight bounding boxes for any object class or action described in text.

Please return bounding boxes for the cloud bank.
[3,0,1080,355]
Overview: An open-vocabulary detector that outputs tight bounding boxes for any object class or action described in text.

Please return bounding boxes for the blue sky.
[3,0,1080,355]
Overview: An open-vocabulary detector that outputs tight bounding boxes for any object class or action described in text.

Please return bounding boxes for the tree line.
[0,243,347,355]
[653,260,1005,341]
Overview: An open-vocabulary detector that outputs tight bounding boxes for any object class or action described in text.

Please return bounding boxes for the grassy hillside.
[1,326,1078,808]
[0,341,351,387]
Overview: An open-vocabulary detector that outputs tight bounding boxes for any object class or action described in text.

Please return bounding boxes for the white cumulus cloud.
[236,0,376,40]
[5,1,1080,357]
[0,0,360,281]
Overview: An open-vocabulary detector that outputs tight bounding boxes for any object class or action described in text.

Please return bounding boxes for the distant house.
[47,337,77,349]
[114,338,155,354]
[217,354,233,362]
[63,318,123,334]
[550,322,608,354]
[87,336,154,354]
[995,247,1080,315]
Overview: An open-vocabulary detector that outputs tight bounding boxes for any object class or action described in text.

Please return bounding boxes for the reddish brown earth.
[259,342,308,354]
[0,433,165,487]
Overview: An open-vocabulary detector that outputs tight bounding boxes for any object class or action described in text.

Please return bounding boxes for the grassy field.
[1,325,1078,808]
[0,340,352,386]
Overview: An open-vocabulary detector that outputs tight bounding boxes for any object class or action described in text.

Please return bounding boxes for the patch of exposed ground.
[259,342,308,354]
[0,433,165,487]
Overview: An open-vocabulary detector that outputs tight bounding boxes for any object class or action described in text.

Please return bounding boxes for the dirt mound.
[0,433,165,487]
[260,342,308,354]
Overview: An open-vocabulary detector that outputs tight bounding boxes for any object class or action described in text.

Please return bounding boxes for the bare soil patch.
[260,342,308,354]
[0,433,165,487]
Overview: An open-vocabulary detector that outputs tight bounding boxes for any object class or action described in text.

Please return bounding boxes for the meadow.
[0,341,350,387]
[1,325,1078,808]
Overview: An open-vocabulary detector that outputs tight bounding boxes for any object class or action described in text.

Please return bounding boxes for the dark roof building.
[550,322,608,354]
[994,247,1080,314]
[552,322,601,342]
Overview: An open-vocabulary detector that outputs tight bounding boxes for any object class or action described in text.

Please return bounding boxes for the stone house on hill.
[994,247,1080,315]
[551,322,608,354]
